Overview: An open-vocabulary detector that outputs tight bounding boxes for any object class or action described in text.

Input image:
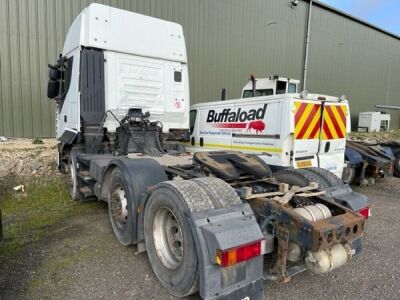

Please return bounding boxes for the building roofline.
[310,0,400,40]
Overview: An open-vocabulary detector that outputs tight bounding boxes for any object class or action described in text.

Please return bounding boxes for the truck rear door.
[317,102,349,178]
[292,100,322,169]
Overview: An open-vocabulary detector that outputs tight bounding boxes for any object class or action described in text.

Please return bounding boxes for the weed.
[32,138,44,145]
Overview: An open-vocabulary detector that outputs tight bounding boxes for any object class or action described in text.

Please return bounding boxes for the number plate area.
[296,160,312,168]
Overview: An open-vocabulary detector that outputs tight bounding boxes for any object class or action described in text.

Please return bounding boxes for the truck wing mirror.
[47,80,60,99]
[48,68,61,81]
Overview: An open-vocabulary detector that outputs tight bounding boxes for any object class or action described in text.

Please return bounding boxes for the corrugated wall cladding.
[0,0,399,137]
[308,5,400,128]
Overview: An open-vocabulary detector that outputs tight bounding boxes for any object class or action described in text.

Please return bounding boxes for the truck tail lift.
[48,4,369,299]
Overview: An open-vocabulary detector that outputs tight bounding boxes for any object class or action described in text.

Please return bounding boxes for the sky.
[320,0,400,36]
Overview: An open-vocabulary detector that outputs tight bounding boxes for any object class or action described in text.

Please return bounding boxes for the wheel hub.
[110,187,128,225]
[153,207,184,269]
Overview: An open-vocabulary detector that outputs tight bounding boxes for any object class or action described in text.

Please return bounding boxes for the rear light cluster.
[358,206,371,219]
[215,239,266,268]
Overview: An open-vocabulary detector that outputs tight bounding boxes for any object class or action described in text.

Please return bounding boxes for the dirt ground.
[0,141,399,299]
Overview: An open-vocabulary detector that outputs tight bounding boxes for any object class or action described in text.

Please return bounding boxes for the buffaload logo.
[206,104,267,133]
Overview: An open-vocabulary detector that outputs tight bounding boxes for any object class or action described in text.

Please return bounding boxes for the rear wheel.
[394,151,400,177]
[144,180,214,297]
[68,149,80,201]
[192,177,242,208]
[273,168,329,189]
[108,167,135,245]
[342,163,356,184]
[305,167,343,187]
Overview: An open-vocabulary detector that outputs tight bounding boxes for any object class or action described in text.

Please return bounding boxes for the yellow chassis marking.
[184,142,282,153]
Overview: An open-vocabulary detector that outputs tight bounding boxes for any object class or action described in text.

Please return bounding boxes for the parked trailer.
[381,141,400,177]
[343,140,399,185]
[344,104,400,184]
[48,4,369,299]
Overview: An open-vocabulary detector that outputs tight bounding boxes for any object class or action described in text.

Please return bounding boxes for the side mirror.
[47,80,60,99]
[49,68,61,81]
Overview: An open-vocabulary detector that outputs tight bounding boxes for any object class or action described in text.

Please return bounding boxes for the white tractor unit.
[48,4,369,300]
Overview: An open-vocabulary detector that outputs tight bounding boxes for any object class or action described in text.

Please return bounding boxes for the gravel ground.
[0,142,399,299]
[0,139,58,177]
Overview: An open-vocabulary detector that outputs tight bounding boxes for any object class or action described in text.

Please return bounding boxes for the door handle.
[325,141,330,153]
[200,137,204,147]
[191,137,195,146]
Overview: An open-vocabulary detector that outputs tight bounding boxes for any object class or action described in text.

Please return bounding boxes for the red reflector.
[358,206,371,219]
[216,240,262,268]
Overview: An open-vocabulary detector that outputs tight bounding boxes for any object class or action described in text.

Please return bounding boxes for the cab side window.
[288,83,297,93]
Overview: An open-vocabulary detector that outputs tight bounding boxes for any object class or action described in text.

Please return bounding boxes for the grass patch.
[32,138,44,144]
[0,176,103,263]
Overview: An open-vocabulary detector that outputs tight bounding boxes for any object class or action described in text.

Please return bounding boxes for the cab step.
[78,170,94,182]
[79,186,96,200]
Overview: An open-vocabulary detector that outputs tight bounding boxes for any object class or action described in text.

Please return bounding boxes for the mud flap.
[325,184,368,211]
[348,236,363,257]
[188,203,264,300]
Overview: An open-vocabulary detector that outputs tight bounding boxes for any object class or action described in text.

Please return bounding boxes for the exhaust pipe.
[250,74,256,97]
[221,88,226,101]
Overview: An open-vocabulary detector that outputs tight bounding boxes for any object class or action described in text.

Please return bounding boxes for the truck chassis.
[67,147,367,299]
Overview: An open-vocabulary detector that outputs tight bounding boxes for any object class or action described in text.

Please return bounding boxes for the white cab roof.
[242,76,300,91]
[62,4,187,63]
[191,93,343,109]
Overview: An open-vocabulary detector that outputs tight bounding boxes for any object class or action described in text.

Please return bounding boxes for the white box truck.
[47,4,369,299]
[187,86,350,178]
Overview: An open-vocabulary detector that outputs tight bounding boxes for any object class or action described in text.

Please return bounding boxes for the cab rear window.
[243,89,273,98]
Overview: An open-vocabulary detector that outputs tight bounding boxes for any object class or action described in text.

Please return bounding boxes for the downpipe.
[302,0,313,91]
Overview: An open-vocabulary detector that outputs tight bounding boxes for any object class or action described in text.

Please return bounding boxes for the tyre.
[273,168,329,189]
[144,180,213,297]
[68,149,80,201]
[341,164,356,184]
[394,151,400,178]
[192,177,242,208]
[108,167,135,245]
[305,167,343,187]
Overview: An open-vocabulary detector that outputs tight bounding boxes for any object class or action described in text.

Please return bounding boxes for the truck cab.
[241,75,300,98]
[47,3,190,165]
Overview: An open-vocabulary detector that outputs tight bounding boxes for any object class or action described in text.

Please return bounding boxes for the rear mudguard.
[325,184,368,212]
[189,203,264,300]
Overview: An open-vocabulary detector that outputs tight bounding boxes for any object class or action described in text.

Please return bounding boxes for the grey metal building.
[0,0,399,137]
